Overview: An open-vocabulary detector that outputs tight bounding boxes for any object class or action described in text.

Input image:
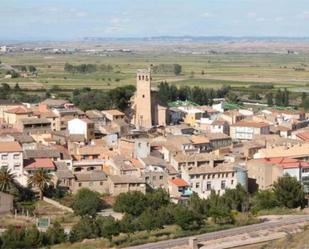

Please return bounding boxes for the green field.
[1,52,309,90]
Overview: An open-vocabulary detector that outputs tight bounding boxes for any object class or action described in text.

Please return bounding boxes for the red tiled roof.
[5,106,32,114]
[24,158,55,170]
[232,121,269,128]
[169,178,189,187]
[131,158,145,169]
[260,157,309,169]
[296,132,309,142]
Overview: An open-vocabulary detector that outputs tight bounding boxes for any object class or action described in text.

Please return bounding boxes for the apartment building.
[230,121,270,140]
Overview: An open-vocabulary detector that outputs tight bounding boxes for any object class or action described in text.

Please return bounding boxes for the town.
[0,66,309,248]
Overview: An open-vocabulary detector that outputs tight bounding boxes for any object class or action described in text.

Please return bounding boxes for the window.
[221,180,226,190]
[231,180,234,185]
[206,181,211,190]
[14,163,20,170]
[195,182,200,188]
[78,183,82,187]
[1,154,8,160]
[145,176,149,181]
[13,154,20,160]
[159,175,163,180]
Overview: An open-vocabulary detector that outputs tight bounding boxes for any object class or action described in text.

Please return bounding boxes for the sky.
[1,0,309,41]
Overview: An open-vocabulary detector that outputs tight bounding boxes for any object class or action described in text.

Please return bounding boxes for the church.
[131,69,167,130]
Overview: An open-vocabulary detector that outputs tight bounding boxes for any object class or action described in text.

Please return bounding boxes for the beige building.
[108,175,146,196]
[131,69,167,129]
[4,106,33,125]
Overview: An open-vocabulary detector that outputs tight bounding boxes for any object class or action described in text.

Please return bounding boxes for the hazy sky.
[1,0,309,40]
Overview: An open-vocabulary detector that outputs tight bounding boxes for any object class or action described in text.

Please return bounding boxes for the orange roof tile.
[169,178,189,187]
[0,141,22,152]
[5,106,32,114]
[24,158,55,170]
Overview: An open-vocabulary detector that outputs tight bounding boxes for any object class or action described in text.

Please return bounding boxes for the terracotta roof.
[0,141,22,152]
[5,106,32,114]
[190,135,210,144]
[232,121,270,128]
[24,158,55,170]
[169,178,189,187]
[296,132,309,142]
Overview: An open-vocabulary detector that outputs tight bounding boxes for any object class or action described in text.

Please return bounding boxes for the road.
[124,215,309,249]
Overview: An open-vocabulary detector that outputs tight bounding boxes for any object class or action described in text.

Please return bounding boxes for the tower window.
[142,94,145,98]
[139,75,141,80]
[142,75,145,80]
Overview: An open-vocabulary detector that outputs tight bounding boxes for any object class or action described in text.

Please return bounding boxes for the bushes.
[72,188,103,217]
[69,217,99,243]
[113,189,170,216]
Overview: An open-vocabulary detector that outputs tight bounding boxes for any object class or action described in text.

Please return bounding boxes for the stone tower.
[134,69,152,129]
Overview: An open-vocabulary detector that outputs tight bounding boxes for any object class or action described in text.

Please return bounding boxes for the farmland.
[1,51,309,91]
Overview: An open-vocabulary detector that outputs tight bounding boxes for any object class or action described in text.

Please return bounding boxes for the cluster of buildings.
[1,69,309,203]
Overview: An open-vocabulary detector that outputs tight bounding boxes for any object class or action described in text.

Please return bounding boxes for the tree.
[174,64,182,75]
[69,217,99,243]
[223,184,249,212]
[1,226,43,249]
[266,92,273,106]
[0,168,16,193]
[137,208,164,232]
[45,222,66,245]
[27,169,52,200]
[302,96,309,111]
[207,191,233,224]
[187,192,208,216]
[251,190,279,212]
[273,175,306,209]
[119,214,138,234]
[173,205,203,230]
[72,188,103,217]
[113,191,148,216]
[96,216,120,241]
[146,189,170,210]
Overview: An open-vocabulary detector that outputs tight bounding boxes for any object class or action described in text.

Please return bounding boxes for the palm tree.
[0,168,16,193]
[27,169,52,200]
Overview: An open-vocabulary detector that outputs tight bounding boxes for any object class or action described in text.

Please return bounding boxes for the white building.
[67,118,95,140]
[230,121,270,140]
[181,163,247,199]
[0,142,24,184]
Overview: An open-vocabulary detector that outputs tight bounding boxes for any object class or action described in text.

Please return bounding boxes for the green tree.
[273,175,306,208]
[266,92,273,106]
[146,188,170,210]
[113,191,148,216]
[251,190,279,212]
[27,169,52,200]
[223,184,249,212]
[45,222,66,245]
[119,214,138,234]
[72,188,103,217]
[187,192,208,216]
[302,96,309,111]
[0,168,16,193]
[1,226,43,249]
[96,216,120,241]
[173,205,203,230]
[137,208,164,232]
[207,191,233,224]
[69,217,99,243]
[174,64,182,75]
